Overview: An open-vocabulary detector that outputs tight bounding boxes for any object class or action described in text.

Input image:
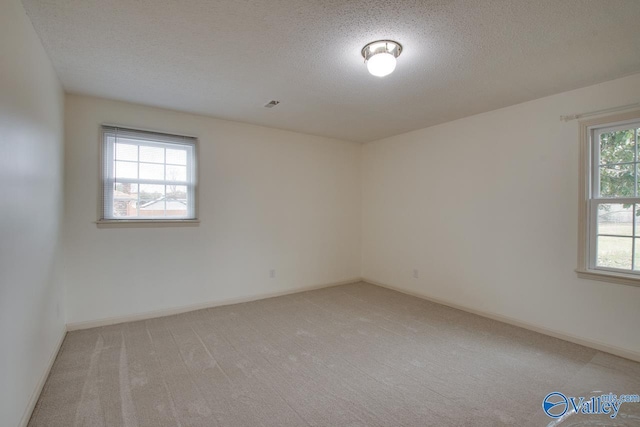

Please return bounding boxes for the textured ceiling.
[22,0,640,142]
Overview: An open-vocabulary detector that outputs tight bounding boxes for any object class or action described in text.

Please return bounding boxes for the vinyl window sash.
[587,199,640,271]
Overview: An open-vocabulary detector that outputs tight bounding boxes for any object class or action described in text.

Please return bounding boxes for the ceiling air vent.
[264,100,280,108]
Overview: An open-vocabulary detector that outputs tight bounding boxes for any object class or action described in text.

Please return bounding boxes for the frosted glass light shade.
[361,40,402,78]
[366,52,397,77]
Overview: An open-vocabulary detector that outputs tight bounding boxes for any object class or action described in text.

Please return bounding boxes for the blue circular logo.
[543,392,568,418]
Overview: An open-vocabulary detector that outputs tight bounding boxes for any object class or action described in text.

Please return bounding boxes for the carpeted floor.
[29,282,640,426]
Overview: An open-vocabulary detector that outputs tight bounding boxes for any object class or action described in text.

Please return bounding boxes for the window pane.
[114,182,138,196]
[140,162,164,180]
[139,184,165,217]
[166,148,187,165]
[597,204,633,236]
[635,239,640,271]
[599,163,635,197]
[139,184,164,202]
[166,184,187,199]
[115,161,137,179]
[140,145,164,163]
[596,236,632,269]
[114,143,138,161]
[165,203,187,217]
[599,128,635,165]
[112,182,137,217]
[166,165,187,182]
[165,184,187,217]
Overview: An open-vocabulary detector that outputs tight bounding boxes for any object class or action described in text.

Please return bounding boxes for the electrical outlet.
[269,269,276,279]
[413,269,419,279]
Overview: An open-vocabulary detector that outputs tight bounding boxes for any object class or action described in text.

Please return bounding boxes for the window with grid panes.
[100,126,197,221]
[588,120,640,274]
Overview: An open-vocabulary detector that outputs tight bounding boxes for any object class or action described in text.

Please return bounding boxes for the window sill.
[576,268,640,287]
[95,219,200,228]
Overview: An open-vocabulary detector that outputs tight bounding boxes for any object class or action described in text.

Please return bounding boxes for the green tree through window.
[599,129,637,199]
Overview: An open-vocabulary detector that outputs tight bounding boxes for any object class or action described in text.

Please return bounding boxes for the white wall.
[64,95,361,325]
[0,1,66,426]
[362,73,640,357]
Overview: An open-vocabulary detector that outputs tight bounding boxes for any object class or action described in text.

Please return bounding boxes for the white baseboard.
[363,277,640,363]
[19,326,67,427]
[66,277,363,331]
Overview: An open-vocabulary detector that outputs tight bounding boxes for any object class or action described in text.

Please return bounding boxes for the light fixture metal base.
[361,40,403,61]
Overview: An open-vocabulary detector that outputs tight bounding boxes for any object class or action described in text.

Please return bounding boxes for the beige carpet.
[29,282,640,426]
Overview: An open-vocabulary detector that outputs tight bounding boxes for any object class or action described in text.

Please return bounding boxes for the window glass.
[101,127,196,220]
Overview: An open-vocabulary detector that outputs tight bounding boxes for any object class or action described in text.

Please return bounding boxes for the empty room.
[3,0,640,426]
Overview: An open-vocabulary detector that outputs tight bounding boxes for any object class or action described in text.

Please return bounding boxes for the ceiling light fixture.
[361,40,403,77]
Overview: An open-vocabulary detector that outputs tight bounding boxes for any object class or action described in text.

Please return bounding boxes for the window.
[578,111,640,285]
[100,126,197,223]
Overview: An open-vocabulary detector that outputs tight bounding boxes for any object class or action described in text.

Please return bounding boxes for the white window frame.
[577,110,640,286]
[97,125,199,227]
